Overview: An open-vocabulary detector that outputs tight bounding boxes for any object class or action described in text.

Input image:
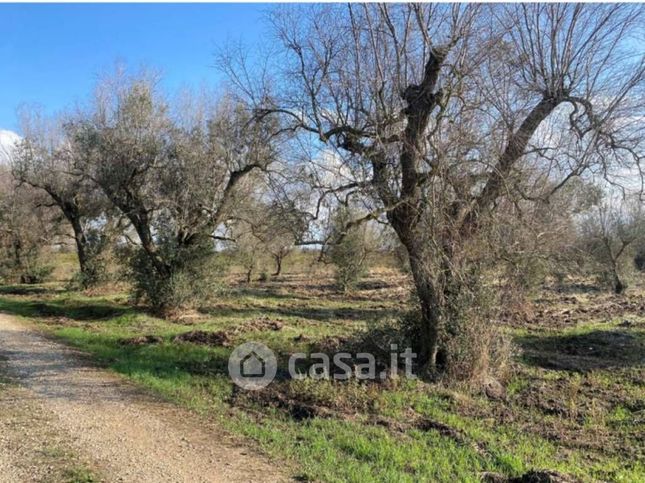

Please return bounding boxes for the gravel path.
[0,314,286,482]
[0,381,98,482]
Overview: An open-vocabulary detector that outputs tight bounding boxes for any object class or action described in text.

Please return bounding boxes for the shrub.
[354,298,511,384]
[396,269,510,383]
[0,244,54,285]
[18,264,54,284]
[328,208,371,292]
[258,270,270,282]
[69,261,107,290]
[121,238,227,316]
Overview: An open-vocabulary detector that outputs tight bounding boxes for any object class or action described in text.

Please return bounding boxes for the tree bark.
[612,268,626,294]
[68,215,91,283]
[387,206,445,371]
[273,255,283,277]
[407,245,442,368]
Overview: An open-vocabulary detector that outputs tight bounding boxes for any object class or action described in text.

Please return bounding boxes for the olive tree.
[0,167,59,284]
[226,194,307,280]
[222,4,645,376]
[579,195,645,294]
[69,73,283,314]
[262,201,308,277]
[230,223,265,283]
[488,178,595,295]
[12,110,118,288]
[327,206,374,292]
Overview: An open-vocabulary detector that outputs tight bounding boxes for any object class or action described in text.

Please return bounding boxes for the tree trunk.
[69,216,91,282]
[273,255,283,277]
[612,270,626,294]
[12,237,22,269]
[59,202,100,288]
[407,248,442,370]
[389,213,445,372]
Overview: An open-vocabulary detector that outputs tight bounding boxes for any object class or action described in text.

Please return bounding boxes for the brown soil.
[501,292,645,330]
[119,334,164,346]
[172,330,234,347]
[170,317,286,350]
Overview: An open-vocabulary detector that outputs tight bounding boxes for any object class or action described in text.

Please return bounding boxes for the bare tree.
[221,4,645,375]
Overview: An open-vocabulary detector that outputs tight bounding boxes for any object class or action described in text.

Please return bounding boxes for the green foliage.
[0,241,54,285]
[121,237,227,316]
[17,263,54,285]
[0,182,57,285]
[328,208,371,292]
[437,270,505,381]
[233,231,266,283]
[63,467,97,483]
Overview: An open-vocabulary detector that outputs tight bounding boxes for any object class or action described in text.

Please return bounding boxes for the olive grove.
[0,3,643,382]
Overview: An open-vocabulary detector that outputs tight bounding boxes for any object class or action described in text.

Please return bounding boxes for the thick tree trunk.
[388,211,445,371]
[407,248,442,369]
[46,193,98,287]
[132,218,170,278]
[69,216,91,281]
[59,202,99,288]
[366,52,560,377]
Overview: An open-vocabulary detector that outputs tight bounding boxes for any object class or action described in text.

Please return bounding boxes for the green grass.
[0,278,643,482]
[63,467,97,483]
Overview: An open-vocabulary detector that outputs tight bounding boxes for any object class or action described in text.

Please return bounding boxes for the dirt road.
[0,314,285,482]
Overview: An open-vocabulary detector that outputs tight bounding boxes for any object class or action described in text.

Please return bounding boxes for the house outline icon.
[240,350,266,377]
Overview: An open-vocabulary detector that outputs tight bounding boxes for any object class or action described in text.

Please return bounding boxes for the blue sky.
[0,3,268,132]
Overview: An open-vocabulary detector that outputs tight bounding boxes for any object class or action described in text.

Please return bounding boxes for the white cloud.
[0,129,21,165]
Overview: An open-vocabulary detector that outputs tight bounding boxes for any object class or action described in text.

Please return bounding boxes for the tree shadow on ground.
[228,286,314,301]
[200,303,401,323]
[0,296,132,321]
[518,329,644,372]
[0,285,68,296]
[542,281,603,295]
